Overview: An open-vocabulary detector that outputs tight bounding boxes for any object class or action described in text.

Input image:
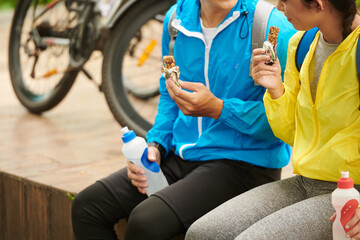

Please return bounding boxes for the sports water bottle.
[121,127,168,196]
[332,172,359,240]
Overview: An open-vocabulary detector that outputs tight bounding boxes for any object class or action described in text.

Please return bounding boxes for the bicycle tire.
[102,0,176,137]
[8,0,79,113]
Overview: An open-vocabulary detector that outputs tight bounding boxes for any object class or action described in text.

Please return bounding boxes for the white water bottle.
[332,172,359,240]
[121,127,168,196]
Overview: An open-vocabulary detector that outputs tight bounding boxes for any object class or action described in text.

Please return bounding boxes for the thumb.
[147,147,158,162]
[329,212,336,222]
[178,80,202,92]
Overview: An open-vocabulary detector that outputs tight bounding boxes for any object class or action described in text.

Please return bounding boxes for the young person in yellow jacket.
[185,0,360,239]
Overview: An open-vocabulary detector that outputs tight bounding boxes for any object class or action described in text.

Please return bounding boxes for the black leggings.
[72,153,281,240]
[71,181,184,240]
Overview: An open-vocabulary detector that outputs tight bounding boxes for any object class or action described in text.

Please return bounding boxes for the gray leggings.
[186,175,360,240]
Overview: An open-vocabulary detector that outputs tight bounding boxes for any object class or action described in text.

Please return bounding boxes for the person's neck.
[320,14,360,44]
[351,14,360,32]
[199,1,235,28]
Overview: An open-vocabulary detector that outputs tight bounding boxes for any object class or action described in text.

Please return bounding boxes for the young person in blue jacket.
[71,0,296,239]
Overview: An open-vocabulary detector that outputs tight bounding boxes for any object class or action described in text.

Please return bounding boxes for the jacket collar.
[337,24,360,52]
[174,0,247,33]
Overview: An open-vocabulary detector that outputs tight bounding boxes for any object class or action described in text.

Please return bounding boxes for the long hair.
[303,0,358,39]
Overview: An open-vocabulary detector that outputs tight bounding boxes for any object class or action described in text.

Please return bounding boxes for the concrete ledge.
[0,171,130,240]
[0,171,75,240]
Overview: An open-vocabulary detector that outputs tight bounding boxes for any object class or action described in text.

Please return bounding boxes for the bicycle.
[8,0,176,137]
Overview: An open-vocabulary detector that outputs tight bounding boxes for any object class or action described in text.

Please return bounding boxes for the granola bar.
[162,56,181,88]
[268,26,279,46]
[163,56,176,69]
[263,26,279,65]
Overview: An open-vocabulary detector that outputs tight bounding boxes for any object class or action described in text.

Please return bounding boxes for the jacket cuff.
[218,98,231,122]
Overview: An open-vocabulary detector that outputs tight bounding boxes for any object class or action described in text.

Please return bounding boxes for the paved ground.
[0,3,292,196]
[1,9,127,193]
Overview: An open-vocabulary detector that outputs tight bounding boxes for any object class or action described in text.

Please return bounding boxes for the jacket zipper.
[172,11,242,158]
[295,48,329,167]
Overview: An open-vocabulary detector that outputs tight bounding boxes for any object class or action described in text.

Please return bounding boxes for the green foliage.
[0,0,17,10]
[67,192,76,201]
[0,0,53,10]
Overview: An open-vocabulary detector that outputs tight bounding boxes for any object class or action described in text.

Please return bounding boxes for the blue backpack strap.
[295,27,319,72]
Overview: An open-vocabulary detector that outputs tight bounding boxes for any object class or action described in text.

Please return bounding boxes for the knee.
[71,188,91,224]
[186,214,238,240]
[125,205,155,239]
[185,220,211,240]
[71,182,106,225]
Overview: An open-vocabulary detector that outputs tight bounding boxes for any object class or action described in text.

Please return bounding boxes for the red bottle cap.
[337,172,354,189]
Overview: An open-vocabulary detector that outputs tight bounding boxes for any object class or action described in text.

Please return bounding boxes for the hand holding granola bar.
[263,26,279,65]
[162,56,181,88]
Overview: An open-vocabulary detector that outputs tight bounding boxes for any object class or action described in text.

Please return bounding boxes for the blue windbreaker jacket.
[147,0,296,168]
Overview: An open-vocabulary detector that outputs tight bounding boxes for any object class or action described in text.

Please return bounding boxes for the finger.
[253,48,266,56]
[168,80,195,102]
[253,62,277,73]
[253,54,271,64]
[137,187,147,195]
[166,79,175,96]
[346,210,360,230]
[128,169,147,183]
[167,79,181,93]
[166,80,194,112]
[329,212,336,222]
[253,70,278,81]
[346,221,360,238]
[178,80,203,92]
[147,146,160,162]
[131,179,148,189]
[128,161,145,175]
[174,97,194,114]
[166,79,182,99]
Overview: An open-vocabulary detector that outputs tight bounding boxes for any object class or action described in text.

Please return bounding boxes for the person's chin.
[290,22,311,31]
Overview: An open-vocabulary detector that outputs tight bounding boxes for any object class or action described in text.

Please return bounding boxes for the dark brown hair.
[303,0,357,39]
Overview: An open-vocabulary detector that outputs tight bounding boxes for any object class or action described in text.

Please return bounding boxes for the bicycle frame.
[30,0,132,48]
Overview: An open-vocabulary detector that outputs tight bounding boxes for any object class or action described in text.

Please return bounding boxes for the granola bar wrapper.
[263,26,279,65]
[162,56,181,88]
[263,41,277,65]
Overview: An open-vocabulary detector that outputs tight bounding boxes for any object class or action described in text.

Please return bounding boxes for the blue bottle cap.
[121,127,136,143]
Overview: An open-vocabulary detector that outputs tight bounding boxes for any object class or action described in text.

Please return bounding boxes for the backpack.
[167,0,275,77]
[295,27,360,109]
[296,27,360,74]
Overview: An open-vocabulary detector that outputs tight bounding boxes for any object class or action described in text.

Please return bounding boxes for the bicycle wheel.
[102,0,176,137]
[8,0,79,113]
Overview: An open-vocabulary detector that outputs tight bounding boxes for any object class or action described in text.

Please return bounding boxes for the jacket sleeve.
[217,9,297,141]
[146,5,178,156]
[217,98,277,141]
[263,32,304,146]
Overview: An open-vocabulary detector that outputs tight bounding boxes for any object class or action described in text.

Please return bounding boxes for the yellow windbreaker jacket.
[264,26,360,184]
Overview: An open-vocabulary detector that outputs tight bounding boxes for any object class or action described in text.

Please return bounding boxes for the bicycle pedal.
[36,21,52,37]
